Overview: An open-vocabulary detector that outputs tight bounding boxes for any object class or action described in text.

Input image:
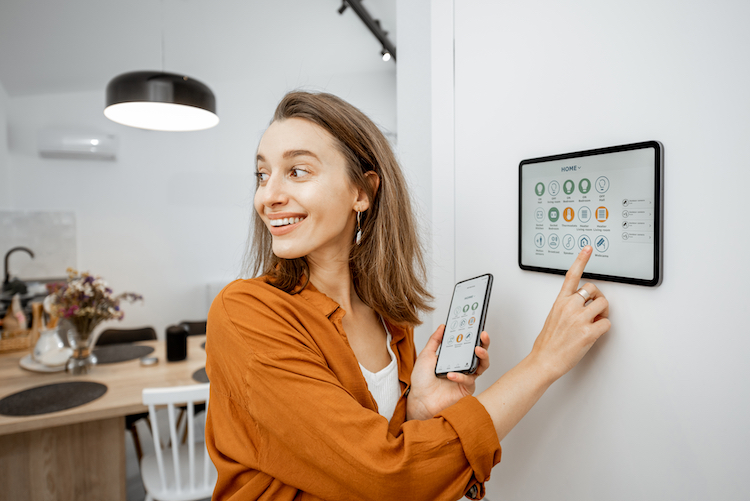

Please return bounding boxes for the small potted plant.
[47,268,142,374]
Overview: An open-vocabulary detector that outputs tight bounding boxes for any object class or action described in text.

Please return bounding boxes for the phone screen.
[435,274,493,376]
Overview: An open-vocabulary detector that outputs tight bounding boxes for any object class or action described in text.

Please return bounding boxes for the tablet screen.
[519,141,663,286]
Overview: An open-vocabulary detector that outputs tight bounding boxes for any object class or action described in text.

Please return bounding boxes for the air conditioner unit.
[38,128,118,161]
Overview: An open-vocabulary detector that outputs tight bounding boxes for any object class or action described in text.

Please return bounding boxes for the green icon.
[548,207,560,222]
[471,302,479,311]
[563,180,575,195]
[462,304,469,313]
[579,178,591,194]
[535,182,545,196]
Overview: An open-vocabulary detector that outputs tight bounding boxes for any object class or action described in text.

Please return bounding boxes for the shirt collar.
[298,279,409,344]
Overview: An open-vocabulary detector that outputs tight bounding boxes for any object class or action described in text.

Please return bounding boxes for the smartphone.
[434,273,493,378]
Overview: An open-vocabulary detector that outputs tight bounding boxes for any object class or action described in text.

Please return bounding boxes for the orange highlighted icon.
[563,207,575,222]
[596,206,609,222]
[456,334,464,343]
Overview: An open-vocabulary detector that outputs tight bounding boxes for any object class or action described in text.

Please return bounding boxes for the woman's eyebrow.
[256,150,319,164]
[283,149,319,160]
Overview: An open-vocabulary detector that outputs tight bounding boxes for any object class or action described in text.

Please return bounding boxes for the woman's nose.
[259,174,288,207]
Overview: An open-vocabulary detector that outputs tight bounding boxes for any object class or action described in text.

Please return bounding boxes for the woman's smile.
[266,213,307,236]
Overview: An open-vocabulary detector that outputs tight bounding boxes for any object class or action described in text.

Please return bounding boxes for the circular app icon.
[471,302,479,311]
[454,307,461,317]
[578,206,591,223]
[622,199,629,207]
[563,234,575,250]
[563,180,575,195]
[456,334,464,343]
[594,235,610,252]
[535,233,545,248]
[460,319,467,328]
[622,232,629,240]
[622,221,629,229]
[535,182,545,196]
[549,181,560,196]
[468,317,476,326]
[535,208,545,222]
[563,207,575,222]
[450,320,457,329]
[578,234,591,249]
[579,178,591,194]
[548,207,560,222]
[462,304,469,313]
[549,233,560,249]
[595,176,610,193]
[622,210,629,218]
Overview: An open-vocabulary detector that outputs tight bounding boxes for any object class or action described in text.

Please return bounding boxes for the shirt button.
[467,485,478,499]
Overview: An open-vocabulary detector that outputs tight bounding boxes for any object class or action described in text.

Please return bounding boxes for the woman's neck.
[307,253,360,316]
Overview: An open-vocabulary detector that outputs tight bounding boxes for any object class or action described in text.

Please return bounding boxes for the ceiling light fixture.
[103,0,218,131]
[104,72,218,131]
[338,0,397,63]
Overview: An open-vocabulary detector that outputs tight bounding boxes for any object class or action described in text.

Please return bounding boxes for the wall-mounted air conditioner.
[38,128,118,161]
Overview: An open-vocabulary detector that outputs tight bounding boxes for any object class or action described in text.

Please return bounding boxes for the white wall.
[0,79,9,208]
[421,0,750,499]
[396,0,433,344]
[6,69,395,339]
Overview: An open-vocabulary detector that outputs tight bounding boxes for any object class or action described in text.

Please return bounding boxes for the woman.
[205,91,610,501]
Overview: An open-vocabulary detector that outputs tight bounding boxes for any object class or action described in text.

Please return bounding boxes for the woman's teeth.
[270,217,304,227]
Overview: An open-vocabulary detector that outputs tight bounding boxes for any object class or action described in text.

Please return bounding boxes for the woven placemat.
[93,344,155,364]
[192,367,209,383]
[0,381,107,417]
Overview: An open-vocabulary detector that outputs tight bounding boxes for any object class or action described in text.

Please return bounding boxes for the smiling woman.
[204,91,610,501]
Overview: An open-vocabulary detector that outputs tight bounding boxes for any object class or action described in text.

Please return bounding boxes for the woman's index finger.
[560,246,593,295]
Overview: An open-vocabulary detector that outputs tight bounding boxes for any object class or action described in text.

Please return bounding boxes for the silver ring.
[576,288,591,302]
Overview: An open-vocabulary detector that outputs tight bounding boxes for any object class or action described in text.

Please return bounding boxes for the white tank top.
[358,321,401,422]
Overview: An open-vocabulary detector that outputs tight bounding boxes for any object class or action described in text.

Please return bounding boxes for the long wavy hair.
[245,91,433,326]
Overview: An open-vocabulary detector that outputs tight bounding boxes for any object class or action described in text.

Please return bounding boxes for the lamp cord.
[160,0,166,72]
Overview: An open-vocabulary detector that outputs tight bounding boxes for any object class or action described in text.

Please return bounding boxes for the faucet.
[3,246,35,294]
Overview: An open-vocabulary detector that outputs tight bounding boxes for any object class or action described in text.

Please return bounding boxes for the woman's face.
[255,117,363,262]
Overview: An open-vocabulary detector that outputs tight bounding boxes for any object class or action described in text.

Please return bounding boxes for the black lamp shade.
[104,71,219,131]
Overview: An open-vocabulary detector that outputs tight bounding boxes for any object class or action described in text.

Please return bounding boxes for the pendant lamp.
[104,71,219,131]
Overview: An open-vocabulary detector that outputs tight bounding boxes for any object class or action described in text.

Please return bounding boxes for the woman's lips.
[268,217,305,236]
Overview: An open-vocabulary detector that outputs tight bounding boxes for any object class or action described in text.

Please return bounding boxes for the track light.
[381,50,391,62]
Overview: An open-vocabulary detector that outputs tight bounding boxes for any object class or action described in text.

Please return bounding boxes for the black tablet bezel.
[518,141,663,287]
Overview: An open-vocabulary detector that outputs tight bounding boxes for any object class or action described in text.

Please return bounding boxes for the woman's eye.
[291,168,309,178]
[256,172,269,182]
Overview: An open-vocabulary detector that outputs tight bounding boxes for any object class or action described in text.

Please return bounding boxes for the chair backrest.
[142,383,213,497]
[96,326,157,346]
[179,320,207,336]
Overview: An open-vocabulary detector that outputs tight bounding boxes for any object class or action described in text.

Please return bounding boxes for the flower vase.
[66,325,98,374]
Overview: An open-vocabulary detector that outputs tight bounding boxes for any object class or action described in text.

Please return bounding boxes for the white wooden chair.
[141,383,217,501]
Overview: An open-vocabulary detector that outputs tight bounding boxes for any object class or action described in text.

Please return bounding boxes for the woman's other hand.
[406,325,490,421]
[531,245,611,382]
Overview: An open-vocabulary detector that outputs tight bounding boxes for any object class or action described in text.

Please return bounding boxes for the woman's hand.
[406,326,490,421]
[531,246,611,382]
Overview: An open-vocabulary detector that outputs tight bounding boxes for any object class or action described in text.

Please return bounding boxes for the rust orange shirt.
[205,277,502,501]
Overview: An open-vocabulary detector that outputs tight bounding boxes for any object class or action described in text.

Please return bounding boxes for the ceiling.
[0,0,396,97]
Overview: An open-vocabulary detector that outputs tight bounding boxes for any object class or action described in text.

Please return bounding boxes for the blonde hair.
[246,91,433,326]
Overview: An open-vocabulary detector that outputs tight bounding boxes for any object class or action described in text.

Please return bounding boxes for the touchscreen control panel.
[519,141,662,286]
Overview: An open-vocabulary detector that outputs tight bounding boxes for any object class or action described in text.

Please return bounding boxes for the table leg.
[0,416,126,500]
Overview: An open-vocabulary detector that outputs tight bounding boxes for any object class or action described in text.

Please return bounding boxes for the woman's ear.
[354,171,381,212]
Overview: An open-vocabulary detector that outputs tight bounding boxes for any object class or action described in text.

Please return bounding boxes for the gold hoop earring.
[355,211,362,245]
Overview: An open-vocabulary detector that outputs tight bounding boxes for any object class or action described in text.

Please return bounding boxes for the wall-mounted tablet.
[519,141,663,286]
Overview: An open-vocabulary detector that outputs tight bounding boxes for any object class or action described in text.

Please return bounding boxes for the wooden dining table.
[0,335,207,501]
